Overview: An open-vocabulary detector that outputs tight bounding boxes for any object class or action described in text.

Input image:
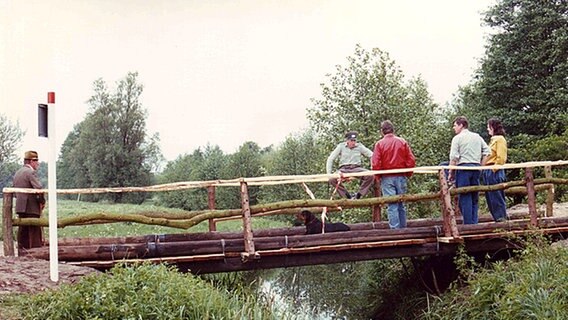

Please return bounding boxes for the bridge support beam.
[438,170,459,238]
[3,192,15,256]
[207,186,216,231]
[544,166,554,217]
[240,180,257,261]
[372,178,381,222]
[525,168,538,227]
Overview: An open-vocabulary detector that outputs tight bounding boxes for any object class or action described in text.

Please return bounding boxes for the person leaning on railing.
[448,116,490,225]
[482,118,508,222]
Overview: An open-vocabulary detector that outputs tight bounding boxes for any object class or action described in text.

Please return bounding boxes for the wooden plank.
[240,181,255,258]
[51,216,475,246]
[255,238,435,257]
[539,216,568,227]
[67,253,228,268]
[2,193,15,256]
[175,242,457,274]
[459,226,568,241]
[32,227,441,261]
[372,178,381,222]
[439,169,459,238]
[544,166,554,217]
[437,237,463,243]
[45,223,568,273]
[57,234,159,246]
[458,220,530,234]
[207,186,216,231]
[525,168,538,227]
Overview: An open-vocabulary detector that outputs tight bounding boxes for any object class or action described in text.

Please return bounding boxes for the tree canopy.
[471,0,568,138]
[57,72,162,203]
[0,114,24,193]
[308,44,450,167]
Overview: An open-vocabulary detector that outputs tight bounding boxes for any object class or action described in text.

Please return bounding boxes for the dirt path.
[0,255,98,295]
[0,242,98,295]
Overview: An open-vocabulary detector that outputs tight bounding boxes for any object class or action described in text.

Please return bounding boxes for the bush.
[422,237,568,320]
[17,263,279,320]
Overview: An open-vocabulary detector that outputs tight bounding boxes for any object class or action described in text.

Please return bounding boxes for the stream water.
[261,278,341,319]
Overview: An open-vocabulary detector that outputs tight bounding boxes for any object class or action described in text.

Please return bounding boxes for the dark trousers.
[482,169,507,221]
[16,213,43,249]
[455,164,481,224]
[329,165,374,198]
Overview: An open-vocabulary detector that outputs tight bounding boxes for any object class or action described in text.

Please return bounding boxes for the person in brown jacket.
[13,151,45,249]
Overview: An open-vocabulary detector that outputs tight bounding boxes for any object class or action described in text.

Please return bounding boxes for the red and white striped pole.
[47,92,59,282]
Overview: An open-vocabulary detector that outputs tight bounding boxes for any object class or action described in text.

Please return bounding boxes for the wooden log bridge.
[3,161,568,274]
[19,214,568,274]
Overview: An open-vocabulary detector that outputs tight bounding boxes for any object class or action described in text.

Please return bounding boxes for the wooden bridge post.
[525,168,538,227]
[372,178,381,222]
[207,186,217,231]
[2,192,15,256]
[240,180,256,260]
[544,166,554,217]
[438,170,459,238]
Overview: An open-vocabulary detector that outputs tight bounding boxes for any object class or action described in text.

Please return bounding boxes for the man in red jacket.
[371,121,416,229]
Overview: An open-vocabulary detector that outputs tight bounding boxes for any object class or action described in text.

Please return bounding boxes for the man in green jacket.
[326,131,374,199]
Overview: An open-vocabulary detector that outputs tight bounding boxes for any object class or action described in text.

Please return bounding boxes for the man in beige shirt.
[326,131,374,199]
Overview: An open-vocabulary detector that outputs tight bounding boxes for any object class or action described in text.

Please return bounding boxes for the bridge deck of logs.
[2,161,568,274]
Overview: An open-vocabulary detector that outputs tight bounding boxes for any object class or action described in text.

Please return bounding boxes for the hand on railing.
[339,172,353,183]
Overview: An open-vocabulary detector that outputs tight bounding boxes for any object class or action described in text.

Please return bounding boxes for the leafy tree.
[0,114,24,194]
[199,145,232,209]
[0,114,24,165]
[308,44,450,168]
[143,132,166,176]
[57,72,161,203]
[450,0,568,202]
[307,44,451,220]
[259,130,328,204]
[474,0,568,139]
[157,148,207,211]
[219,141,264,208]
[57,123,89,197]
[157,145,235,210]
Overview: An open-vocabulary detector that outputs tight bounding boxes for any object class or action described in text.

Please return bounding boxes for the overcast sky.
[0,0,494,162]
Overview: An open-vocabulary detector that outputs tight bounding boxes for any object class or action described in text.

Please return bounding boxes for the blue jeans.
[455,164,481,224]
[380,176,408,229]
[482,169,507,221]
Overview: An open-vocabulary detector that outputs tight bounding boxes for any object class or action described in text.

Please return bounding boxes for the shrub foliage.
[423,237,568,320]
[17,263,278,320]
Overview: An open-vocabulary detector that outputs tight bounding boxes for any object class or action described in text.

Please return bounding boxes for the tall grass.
[422,236,568,320]
[16,263,285,320]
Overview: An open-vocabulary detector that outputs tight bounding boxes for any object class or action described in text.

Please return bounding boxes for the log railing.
[2,161,567,257]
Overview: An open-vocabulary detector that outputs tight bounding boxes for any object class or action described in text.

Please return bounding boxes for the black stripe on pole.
[38,104,48,137]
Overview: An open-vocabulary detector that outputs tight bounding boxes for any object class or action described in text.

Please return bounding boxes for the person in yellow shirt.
[482,118,508,222]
